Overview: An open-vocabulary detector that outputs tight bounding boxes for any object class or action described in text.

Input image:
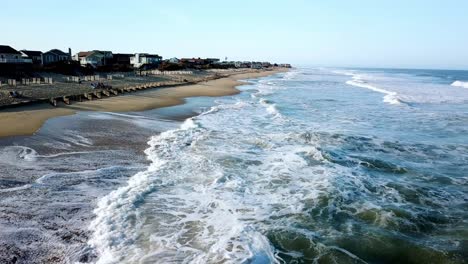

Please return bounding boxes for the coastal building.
[111,53,132,65]
[130,53,163,68]
[180,58,204,66]
[206,58,220,64]
[42,48,71,65]
[251,62,263,69]
[20,50,43,65]
[180,57,221,68]
[74,50,113,68]
[234,61,252,68]
[167,57,180,64]
[0,45,32,64]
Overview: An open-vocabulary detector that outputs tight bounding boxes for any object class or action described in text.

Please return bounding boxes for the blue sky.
[2,0,468,69]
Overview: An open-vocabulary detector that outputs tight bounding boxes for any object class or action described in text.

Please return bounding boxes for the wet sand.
[0,70,285,138]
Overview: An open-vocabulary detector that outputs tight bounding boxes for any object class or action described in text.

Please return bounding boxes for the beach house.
[130,53,163,68]
[205,58,220,64]
[180,58,221,68]
[74,50,113,68]
[111,53,132,66]
[42,48,71,65]
[251,62,263,69]
[0,45,32,64]
[20,50,43,65]
[167,57,180,64]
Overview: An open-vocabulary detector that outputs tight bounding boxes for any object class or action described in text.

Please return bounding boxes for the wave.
[346,79,403,105]
[451,80,468,89]
[282,70,299,80]
[338,71,404,105]
[259,98,281,117]
[86,112,285,263]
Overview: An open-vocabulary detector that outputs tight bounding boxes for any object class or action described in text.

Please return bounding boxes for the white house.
[130,53,163,68]
[0,45,32,64]
[167,57,180,64]
[74,50,113,68]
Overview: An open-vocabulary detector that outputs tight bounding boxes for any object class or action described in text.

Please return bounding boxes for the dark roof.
[77,51,93,57]
[144,54,162,58]
[135,53,162,58]
[21,50,43,57]
[113,53,132,57]
[45,49,68,56]
[0,45,21,54]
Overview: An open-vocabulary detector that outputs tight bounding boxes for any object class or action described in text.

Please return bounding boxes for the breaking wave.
[83,68,467,263]
[451,80,468,88]
[344,73,403,105]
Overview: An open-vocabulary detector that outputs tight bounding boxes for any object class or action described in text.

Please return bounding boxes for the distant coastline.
[0,68,288,138]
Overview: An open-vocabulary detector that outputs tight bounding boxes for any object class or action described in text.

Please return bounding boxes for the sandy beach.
[0,69,285,138]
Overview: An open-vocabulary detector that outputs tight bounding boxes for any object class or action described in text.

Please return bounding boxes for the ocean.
[1,67,467,263]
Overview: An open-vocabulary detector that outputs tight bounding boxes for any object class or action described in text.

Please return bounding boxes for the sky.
[1,0,468,69]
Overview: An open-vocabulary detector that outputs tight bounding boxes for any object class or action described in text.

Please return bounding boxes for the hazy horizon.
[2,0,468,70]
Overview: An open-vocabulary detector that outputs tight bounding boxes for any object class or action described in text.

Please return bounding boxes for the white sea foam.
[346,79,402,105]
[87,118,200,264]
[0,146,38,164]
[342,73,403,105]
[282,70,299,80]
[451,80,468,88]
[80,67,468,263]
[259,98,281,117]
[86,78,330,263]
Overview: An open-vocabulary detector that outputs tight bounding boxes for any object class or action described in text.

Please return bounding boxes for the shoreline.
[0,69,287,138]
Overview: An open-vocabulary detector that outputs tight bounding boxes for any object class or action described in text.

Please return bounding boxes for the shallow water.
[85,68,468,263]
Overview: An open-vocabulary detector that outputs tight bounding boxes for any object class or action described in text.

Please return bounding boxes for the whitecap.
[346,78,403,105]
[451,80,468,89]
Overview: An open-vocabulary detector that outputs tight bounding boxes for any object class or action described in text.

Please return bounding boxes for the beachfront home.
[130,53,163,68]
[42,48,71,65]
[167,57,180,64]
[21,50,43,65]
[206,58,220,64]
[234,61,252,68]
[180,57,221,68]
[74,50,113,68]
[111,53,132,65]
[251,62,263,69]
[0,45,32,64]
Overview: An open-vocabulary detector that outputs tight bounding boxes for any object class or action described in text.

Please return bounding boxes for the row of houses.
[0,45,163,69]
[1,44,290,70]
[0,45,71,65]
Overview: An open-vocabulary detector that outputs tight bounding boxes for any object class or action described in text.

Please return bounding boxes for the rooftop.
[21,50,43,57]
[45,49,69,56]
[0,45,22,54]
